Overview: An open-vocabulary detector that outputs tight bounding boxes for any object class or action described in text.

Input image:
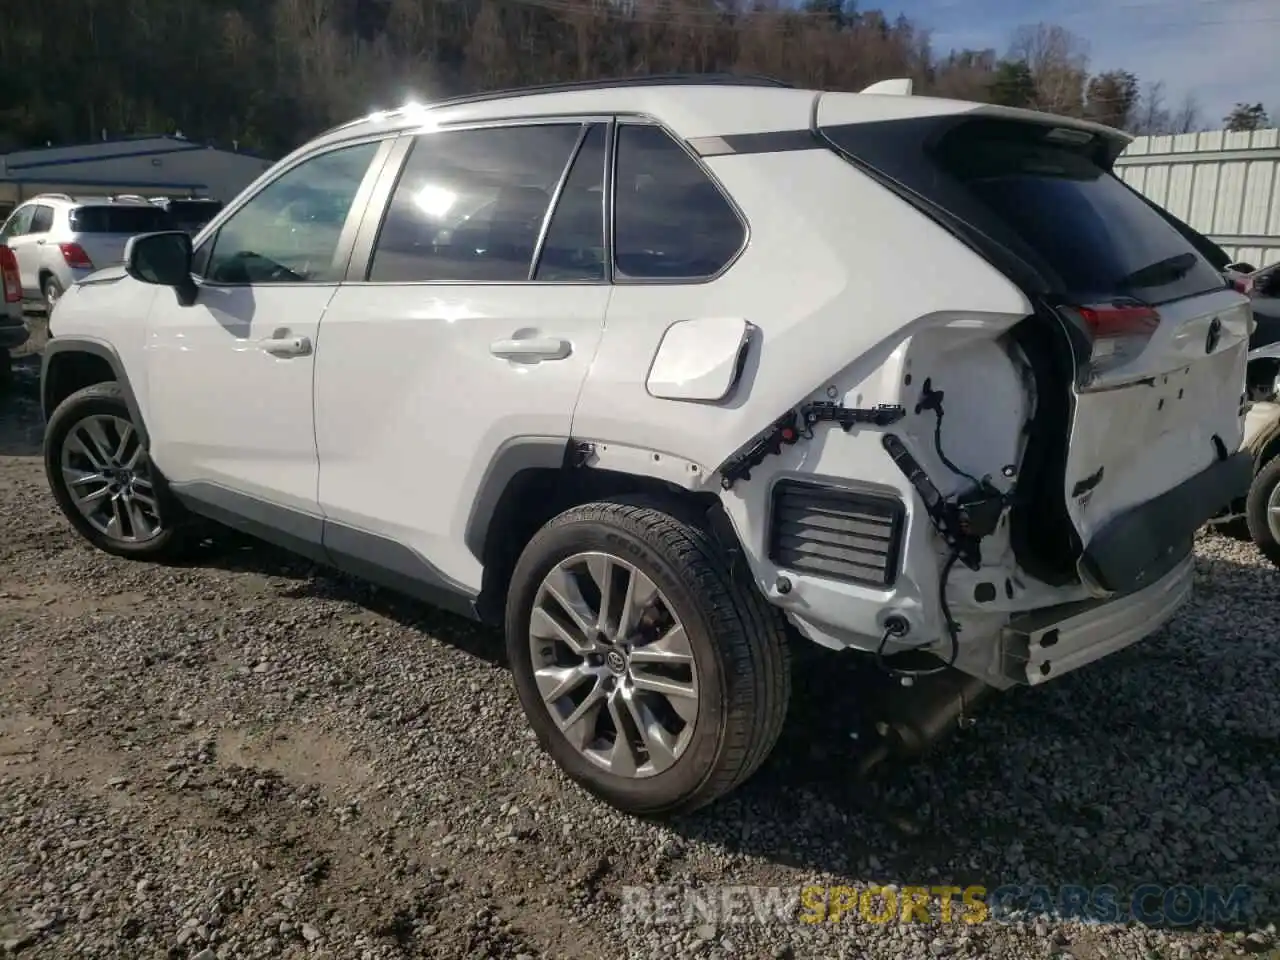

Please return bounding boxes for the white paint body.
[45,83,1250,689]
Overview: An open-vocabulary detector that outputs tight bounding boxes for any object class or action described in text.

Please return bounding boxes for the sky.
[877,0,1279,128]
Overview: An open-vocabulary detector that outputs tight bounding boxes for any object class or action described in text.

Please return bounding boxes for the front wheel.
[44,382,189,559]
[1246,456,1280,569]
[505,499,791,817]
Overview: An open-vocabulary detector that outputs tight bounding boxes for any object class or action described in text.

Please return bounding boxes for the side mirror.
[1227,261,1257,275]
[124,231,197,304]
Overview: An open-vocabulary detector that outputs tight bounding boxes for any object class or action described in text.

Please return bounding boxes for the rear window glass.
[825,117,1225,305]
[166,200,223,226]
[69,205,172,234]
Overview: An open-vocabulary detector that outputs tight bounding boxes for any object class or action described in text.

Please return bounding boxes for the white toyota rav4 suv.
[39,75,1252,816]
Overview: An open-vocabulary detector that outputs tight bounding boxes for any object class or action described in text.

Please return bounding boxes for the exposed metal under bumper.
[1002,553,1194,686]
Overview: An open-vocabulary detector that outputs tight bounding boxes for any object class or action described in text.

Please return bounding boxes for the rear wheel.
[504,500,790,816]
[0,349,11,394]
[1245,456,1280,569]
[42,275,63,313]
[44,382,190,560]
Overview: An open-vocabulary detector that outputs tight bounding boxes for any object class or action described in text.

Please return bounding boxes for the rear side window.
[28,205,54,233]
[368,124,583,283]
[613,124,744,280]
[825,117,1224,305]
[70,205,172,234]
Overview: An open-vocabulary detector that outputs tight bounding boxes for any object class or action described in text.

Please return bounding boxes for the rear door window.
[368,123,583,283]
[534,125,606,282]
[613,124,745,281]
[69,205,172,234]
[28,205,54,234]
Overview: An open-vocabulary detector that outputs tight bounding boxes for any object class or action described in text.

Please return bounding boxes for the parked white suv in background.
[38,74,1252,816]
[0,194,173,311]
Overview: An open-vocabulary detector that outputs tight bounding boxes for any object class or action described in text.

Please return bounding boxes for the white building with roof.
[0,135,274,212]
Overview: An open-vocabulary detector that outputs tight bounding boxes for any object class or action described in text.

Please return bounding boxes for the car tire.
[0,349,11,394]
[504,498,791,817]
[44,382,192,560]
[42,275,63,313]
[1245,455,1280,569]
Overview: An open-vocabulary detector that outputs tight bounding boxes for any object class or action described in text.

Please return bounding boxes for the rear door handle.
[260,331,312,358]
[489,336,572,361]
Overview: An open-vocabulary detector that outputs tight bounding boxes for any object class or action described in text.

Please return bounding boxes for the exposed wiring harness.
[875,547,962,679]
[875,378,981,677]
[916,377,982,487]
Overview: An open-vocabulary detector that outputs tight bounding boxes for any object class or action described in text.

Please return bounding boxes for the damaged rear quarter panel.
[570,146,1036,653]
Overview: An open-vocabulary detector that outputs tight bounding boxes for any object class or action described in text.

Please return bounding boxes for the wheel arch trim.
[41,337,149,447]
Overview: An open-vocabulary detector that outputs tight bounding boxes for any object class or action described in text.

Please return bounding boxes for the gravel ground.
[1,320,1278,959]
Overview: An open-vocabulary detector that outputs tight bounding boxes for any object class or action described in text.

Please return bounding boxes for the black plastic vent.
[768,481,905,587]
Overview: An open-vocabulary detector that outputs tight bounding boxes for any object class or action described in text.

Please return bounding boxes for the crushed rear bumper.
[1002,553,1194,686]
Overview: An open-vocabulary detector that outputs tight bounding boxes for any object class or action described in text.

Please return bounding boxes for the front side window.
[28,205,54,234]
[202,140,379,284]
[368,124,584,283]
[0,206,35,240]
[613,124,745,281]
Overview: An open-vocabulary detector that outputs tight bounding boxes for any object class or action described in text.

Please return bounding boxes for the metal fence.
[1116,127,1280,269]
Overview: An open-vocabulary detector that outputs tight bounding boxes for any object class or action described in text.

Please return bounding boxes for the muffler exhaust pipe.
[856,667,992,777]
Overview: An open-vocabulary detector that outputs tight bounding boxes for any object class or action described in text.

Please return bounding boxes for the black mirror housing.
[124,231,197,302]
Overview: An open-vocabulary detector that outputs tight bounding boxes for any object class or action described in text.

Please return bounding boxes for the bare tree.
[1008,22,1089,116]
[1130,80,1171,135]
[1169,92,1203,134]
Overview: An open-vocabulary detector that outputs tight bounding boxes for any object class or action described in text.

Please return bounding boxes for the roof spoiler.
[860,78,913,96]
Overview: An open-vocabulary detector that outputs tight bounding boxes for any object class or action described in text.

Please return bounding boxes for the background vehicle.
[0,194,172,311]
[37,75,1252,816]
[149,197,225,235]
[0,244,28,390]
[1207,261,1280,564]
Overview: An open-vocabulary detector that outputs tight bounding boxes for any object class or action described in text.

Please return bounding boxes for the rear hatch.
[817,98,1250,593]
[67,204,174,270]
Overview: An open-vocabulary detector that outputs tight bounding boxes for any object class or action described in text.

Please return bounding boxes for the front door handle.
[489,336,572,362]
[260,330,312,358]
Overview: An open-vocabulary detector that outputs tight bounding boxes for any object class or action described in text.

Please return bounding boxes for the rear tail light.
[0,246,20,303]
[1065,301,1160,385]
[1231,275,1252,294]
[59,243,94,269]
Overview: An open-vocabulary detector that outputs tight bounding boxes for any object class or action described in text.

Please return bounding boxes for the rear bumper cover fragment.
[1080,450,1252,594]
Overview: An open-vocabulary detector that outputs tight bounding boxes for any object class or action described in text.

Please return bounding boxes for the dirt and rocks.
[1,319,1277,959]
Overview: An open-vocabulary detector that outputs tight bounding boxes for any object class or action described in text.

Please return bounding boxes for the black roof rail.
[318,73,794,139]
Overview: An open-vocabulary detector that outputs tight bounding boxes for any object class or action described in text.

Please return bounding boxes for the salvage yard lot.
[1,329,1278,960]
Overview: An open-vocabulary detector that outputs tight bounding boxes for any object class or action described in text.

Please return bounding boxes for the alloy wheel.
[528,551,699,778]
[1268,480,1280,544]
[59,414,163,543]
